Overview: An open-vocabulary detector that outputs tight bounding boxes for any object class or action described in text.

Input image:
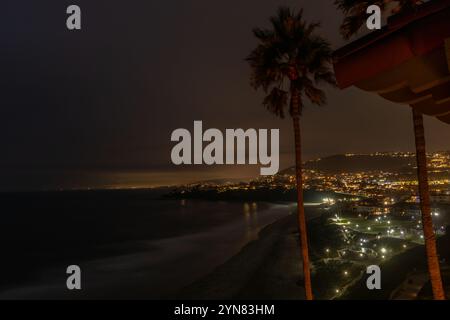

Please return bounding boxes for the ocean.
[0,190,297,299]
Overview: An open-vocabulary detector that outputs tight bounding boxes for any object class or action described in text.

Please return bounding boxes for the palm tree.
[335,0,445,300]
[335,0,424,39]
[247,7,336,300]
[412,109,446,300]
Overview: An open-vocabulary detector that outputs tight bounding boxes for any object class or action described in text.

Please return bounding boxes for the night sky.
[1,0,450,191]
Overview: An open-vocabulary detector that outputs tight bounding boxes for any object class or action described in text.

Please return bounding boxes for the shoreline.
[175,206,450,300]
[176,207,325,300]
[0,199,294,299]
[175,213,303,299]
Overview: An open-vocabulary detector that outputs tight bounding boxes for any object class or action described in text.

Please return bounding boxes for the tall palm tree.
[335,0,424,39]
[412,109,446,300]
[247,7,335,300]
[335,0,445,300]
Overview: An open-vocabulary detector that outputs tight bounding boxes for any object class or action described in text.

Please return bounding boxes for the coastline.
[176,206,450,300]
[176,207,324,300]
[176,213,303,299]
[0,195,295,299]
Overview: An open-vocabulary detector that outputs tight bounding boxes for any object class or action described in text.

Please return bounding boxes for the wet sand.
[177,208,323,300]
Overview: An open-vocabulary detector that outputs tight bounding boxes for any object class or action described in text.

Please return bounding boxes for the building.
[333,0,450,124]
[431,192,450,204]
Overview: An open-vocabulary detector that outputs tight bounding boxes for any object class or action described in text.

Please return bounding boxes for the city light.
[203,151,450,298]
[3,0,450,301]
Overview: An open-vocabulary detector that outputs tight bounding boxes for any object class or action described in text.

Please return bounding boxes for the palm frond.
[340,14,368,40]
[247,6,335,117]
[263,87,289,118]
[304,85,327,106]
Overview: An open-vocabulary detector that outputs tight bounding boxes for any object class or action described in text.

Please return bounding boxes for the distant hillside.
[280,154,416,174]
[187,178,250,185]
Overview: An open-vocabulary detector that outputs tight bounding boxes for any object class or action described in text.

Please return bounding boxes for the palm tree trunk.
[412,108,446,300]
[291,90,313,300]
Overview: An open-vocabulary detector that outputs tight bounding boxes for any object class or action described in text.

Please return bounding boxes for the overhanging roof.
[333,0,450,124]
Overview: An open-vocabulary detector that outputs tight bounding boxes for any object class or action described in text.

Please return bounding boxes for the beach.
[177,207,324,300]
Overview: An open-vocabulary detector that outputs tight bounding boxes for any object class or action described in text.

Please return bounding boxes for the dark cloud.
[1,0,449,190]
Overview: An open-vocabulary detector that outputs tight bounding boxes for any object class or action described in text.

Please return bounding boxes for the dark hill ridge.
[280,154,416,174]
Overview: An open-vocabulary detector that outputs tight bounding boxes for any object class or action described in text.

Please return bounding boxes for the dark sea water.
[0,190,298,299]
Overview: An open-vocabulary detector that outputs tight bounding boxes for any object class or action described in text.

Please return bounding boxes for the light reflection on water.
[243,202,261,242]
